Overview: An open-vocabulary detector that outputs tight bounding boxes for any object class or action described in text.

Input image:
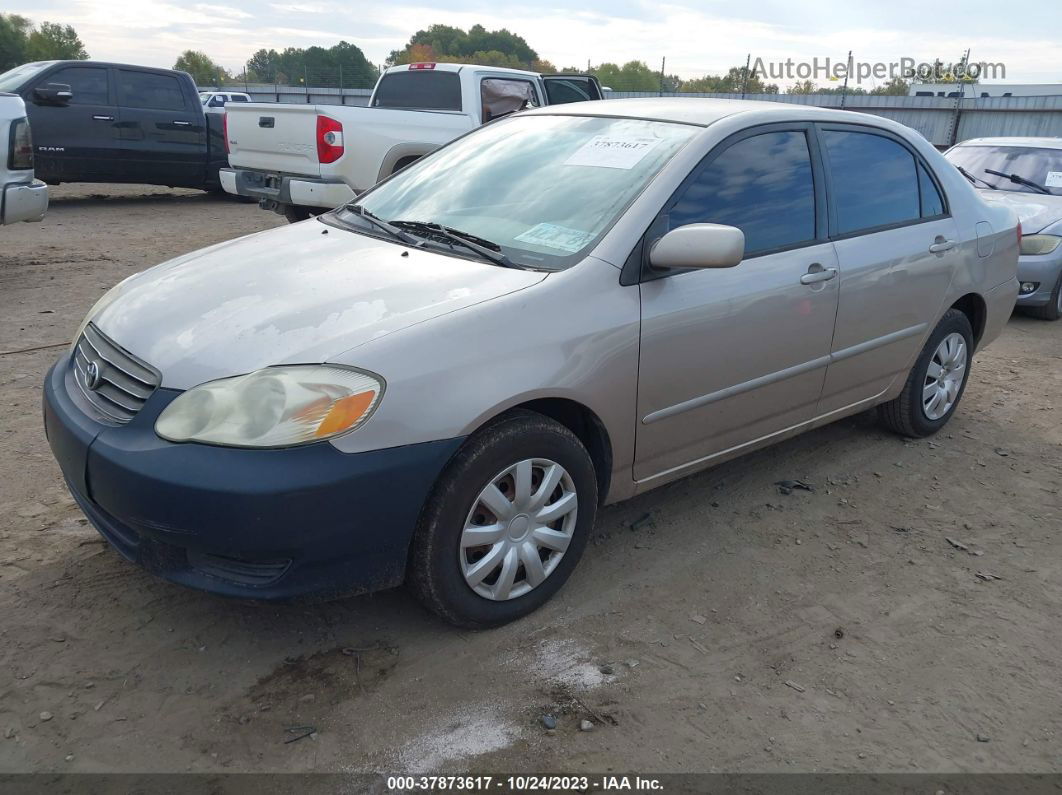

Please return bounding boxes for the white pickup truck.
[1,92,48,225]
[220,63,603,222]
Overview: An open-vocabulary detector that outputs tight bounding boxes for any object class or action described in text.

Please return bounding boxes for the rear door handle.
[173,120,191,126]
[929,237,956,254]
[92,115,114,121]
[800,264,838,285]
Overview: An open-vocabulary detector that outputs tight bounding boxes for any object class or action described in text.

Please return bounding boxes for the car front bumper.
[220,167,356,210]
[2,178,48,225]
[1016,252,1062,306]
[43,355,462,600]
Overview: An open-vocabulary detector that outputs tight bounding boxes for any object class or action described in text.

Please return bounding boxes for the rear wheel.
[408,410,597,628]
[1024,271,1062,321]
[878,309,974,437]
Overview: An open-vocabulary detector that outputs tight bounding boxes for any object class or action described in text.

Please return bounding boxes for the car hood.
[92,220,547,389]
[977,189,1062,234]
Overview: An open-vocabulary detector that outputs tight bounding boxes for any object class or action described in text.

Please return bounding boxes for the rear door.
[115,68,206,188]
[25,64,119,182]
[540,75,603,105]
[815,124,960,415]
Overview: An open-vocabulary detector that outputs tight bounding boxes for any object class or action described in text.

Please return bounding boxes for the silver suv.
[44,98,1019,627]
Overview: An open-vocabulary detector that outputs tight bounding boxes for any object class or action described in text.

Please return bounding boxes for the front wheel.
[878,308,974,437]
[408,410,597,628]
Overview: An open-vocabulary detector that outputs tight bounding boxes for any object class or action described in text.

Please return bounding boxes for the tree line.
[0,13,88,71]
[1,14,943,97]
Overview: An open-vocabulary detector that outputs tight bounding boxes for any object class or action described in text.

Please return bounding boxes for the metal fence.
[201,83,1062,148]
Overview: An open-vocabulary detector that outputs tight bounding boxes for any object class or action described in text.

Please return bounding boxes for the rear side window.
[543,77,601,105]
[668,130,817,256]
[39,66,109,105]
[117,70,186,111]
[823,130,921,234]
[230,95,249,102]
[917,162,945,217]
[372,71,462,111]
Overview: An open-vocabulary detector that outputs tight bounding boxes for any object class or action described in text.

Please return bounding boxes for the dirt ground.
[0,184,1059,775]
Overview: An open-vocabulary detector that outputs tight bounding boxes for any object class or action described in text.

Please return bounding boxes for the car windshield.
[199,93,210,103]
[0,62,54,93]
[335,114,697,269]
[945,144,1062,196]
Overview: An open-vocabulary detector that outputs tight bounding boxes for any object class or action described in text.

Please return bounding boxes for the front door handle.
[800,263,838,285]
[92,115,114,121]
[929,237,956,254]
[173,120,191,126]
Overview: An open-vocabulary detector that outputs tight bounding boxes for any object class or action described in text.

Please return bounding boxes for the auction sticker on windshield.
[514,223,595,253]
[564,135,661,170]
[1046,171,1062,188]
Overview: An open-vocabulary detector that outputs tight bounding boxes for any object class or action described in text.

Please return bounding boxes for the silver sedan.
[45,98,1019,627]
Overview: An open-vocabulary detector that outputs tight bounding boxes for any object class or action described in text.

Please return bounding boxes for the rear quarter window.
[372,71,462,111]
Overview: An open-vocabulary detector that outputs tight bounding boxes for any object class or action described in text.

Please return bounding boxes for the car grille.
[72,324,160,424]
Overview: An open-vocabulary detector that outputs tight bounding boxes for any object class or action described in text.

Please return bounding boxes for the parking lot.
[1,184,1060,773]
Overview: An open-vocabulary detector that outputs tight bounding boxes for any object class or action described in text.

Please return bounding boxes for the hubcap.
[459,458,578,601]
[923,332,967,421]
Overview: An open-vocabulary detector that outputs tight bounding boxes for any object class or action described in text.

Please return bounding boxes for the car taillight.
[317,115,343,164]
[9,117,33,171]
[223,112,229,154]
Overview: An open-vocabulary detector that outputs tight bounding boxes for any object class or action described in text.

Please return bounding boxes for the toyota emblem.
[85,361,103,391]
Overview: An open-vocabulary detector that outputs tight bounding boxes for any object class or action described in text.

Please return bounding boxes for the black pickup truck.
[0,60,227,191]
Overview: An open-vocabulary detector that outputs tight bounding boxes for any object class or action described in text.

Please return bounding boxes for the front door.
[115,68,206,188]
[25,64,118,183]
[815,125,960,414]
[635,126,839,482]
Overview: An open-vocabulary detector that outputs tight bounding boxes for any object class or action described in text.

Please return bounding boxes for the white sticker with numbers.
[514,223,594,253]
[563,135,660,170]
[1045,171,1062,188]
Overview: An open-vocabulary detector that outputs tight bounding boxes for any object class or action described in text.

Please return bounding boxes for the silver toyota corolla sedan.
[44,98,1019,627]
[945,136,1062,320]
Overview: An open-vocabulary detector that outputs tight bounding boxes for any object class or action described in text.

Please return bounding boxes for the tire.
[283,205,318,223]
[408,410,597,628]
[1024,271,1062,321]
[878,308,974,438]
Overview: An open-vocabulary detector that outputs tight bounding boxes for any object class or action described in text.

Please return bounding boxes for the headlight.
[1020,234,1062,256]
[156,365,384,447]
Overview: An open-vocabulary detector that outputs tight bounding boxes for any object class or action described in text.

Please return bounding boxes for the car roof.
[522,97,867,127]
[385,62,540,78]
[954,136,1062,150]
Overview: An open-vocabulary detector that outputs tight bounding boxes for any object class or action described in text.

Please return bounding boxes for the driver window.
[480,78,538,123]
[38,66,109,105]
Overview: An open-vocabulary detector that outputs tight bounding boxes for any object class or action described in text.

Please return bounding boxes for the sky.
[6,0,1061,86]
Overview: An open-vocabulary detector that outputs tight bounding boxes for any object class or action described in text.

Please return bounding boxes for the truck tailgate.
[226,103,321,176]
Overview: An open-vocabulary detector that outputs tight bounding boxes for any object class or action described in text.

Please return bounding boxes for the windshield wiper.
[390,221,519,268]
[983,168,1050,195]
[957,165,997,189]
[343,204,420,244]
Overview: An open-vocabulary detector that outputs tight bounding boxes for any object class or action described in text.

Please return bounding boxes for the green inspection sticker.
[513,223,595,253]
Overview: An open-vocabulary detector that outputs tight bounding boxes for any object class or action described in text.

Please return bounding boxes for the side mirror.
[649,223,745,270]
[34,83,73,105]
